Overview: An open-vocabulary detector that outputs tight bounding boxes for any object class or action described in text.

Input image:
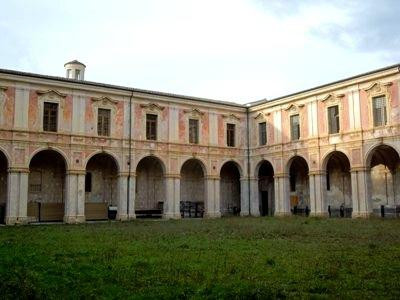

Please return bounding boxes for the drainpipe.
[246,105,251,215]
[127,91,134,217]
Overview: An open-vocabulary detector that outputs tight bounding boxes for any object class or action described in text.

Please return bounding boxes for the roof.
[247,63,400,107]
[0,68,244,108]
[64,60,86,67]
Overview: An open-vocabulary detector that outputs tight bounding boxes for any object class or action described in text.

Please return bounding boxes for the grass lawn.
[0,217,400,299]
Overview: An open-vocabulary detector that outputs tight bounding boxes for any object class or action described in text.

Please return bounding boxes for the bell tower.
[64,60,86,80]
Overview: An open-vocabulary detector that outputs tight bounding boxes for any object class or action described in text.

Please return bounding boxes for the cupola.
[64,60,86,80]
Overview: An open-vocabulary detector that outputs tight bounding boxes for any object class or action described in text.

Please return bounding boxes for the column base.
[240,212,250,217]
[163,212,181,219]
[116,214,128,221]
[352,212,373,218]
[64,215,86,224]
[274,211,291,217]
[309,212,329,218]
[204,212,221,218]
[5,216,28,225]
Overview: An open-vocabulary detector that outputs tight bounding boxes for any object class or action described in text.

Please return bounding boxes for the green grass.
[1,217,400,299]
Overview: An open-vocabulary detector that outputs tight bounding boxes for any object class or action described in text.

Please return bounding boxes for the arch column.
[274,173,290,216]
[204,175,221,218]
[64,170,86,224]
[351,167,372,218]
[116,172,136,221]
[164,174,181,219]
[6,167,29,225]
[240,177,250,216]
[309,171,328,217]
[249,177,260,216]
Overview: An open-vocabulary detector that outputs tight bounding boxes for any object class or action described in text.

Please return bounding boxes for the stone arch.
[85,152,119,220]
[321,149,351,171]
[365,144,400,213]
[286,154,309,174]
[323,151,352,217]
[180,158,206,218]
[29,146,70,170]
[219,159,244,178]
[135,155,166,216]
[254,159,275,178]
[28,149,68,222]
[287,155,310,215]
[219,161,241,216]
[134,154,167,175]
[180,157,208,177]
[84,150,121,173]
[257,159,275,216]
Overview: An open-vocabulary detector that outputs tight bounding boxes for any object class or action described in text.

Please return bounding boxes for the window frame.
[146,113,158,141]
[226,123,236,147]
[327,105,340,134]
[258,121,267,146]
[290,114,300,141]
[188,118,199,144]
[372,95,387,127]
[43,102,58,132]
[97,108,111,136]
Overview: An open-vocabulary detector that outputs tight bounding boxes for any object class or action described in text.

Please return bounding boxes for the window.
[290,114,300,141]
[75,69,81,80]
[372,96,387,126]
[328,105,340,134]
[227,123,235,147]
[97,108,111,136]
[43,102,58,132]
[66,69,71,78]
[189,119,199,144]
[85,172,92,192]
[146,114,157,140]
[259,122,267,145]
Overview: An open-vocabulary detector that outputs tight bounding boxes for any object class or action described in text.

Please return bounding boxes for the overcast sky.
[1,0,399,103]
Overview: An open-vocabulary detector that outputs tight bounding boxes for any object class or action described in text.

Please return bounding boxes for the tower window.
[75,69,81,80]
[259,122,267,146]
[97,108,111,136]
[43,102,58,132]
[328,105,340,134]
[189,119,199,144]
[66,69,71,78]
[146,114,157,140]
[227,123,235,147]
[290,114,300,141]
[372,96,387,126]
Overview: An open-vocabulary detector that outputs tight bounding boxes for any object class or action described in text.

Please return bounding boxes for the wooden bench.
[85,202,108,220]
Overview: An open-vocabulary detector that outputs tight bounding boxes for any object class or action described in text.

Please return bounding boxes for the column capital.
[205,175,220,180]
[274,172,289,178]
[308,170,326,176]
[66,170,86,175]
[165,173,180,179]
[118,172,136,177]
[350,167,368,173]
[8,167,29,173]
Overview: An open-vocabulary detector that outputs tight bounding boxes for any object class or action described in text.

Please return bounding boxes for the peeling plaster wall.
[136,158,165,210]
[28,151,65,204]
[370,164,399,208]
[326,165,351,208]
[220,163,240,215]
[180,160,204,204]
[86,155,118,205]
[290,160,309,209]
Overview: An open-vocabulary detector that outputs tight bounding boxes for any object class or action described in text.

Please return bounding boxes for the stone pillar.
[309,171,328,217]
[274,173,290,216]
[164,174,181,219]
[116,173,136,221]
[127,175,136,219]
[64,171,85,224]
[6,168,29,225]
[249,177,260,216]
[240,177,250,216]
[351,168,372,218]
[204,176,221,218]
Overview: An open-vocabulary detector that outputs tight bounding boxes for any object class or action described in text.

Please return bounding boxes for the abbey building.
[0,60,399,224]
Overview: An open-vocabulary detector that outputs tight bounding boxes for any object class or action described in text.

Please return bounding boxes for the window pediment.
[36,89,67,98]
[320,93,344,105]
[364,82,392,96]
[254,112,265,120]
[183,108,204,117]
[91,96,118,106]
[140,102,165,111]
[222,113,241,121]
[284,103,304,113]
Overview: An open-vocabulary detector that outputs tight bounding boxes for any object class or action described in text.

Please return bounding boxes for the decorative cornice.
[36,89,67,98]
[183,108,204,116]
[140,102,165,111]
[91,96,118,105]
[222,113,241,121]
[254,112,265,120]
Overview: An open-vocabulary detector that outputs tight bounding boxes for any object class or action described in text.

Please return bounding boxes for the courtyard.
[0,217,399,298]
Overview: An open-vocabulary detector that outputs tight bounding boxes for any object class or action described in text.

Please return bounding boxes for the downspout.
[246,105,251,215]
[127,91,134,218]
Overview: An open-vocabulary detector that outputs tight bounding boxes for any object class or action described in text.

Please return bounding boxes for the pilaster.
[204,175,221,218]
[351,167,373,218]
[273,173,291,217]
[64,170,86,224]
[240,177,250,216]
[6,168,29,225]
[164,174,181,219]
[249,177,260,216]
[309,171,328,217]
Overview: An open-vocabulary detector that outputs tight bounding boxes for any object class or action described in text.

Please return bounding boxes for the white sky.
[1,0,399,103]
